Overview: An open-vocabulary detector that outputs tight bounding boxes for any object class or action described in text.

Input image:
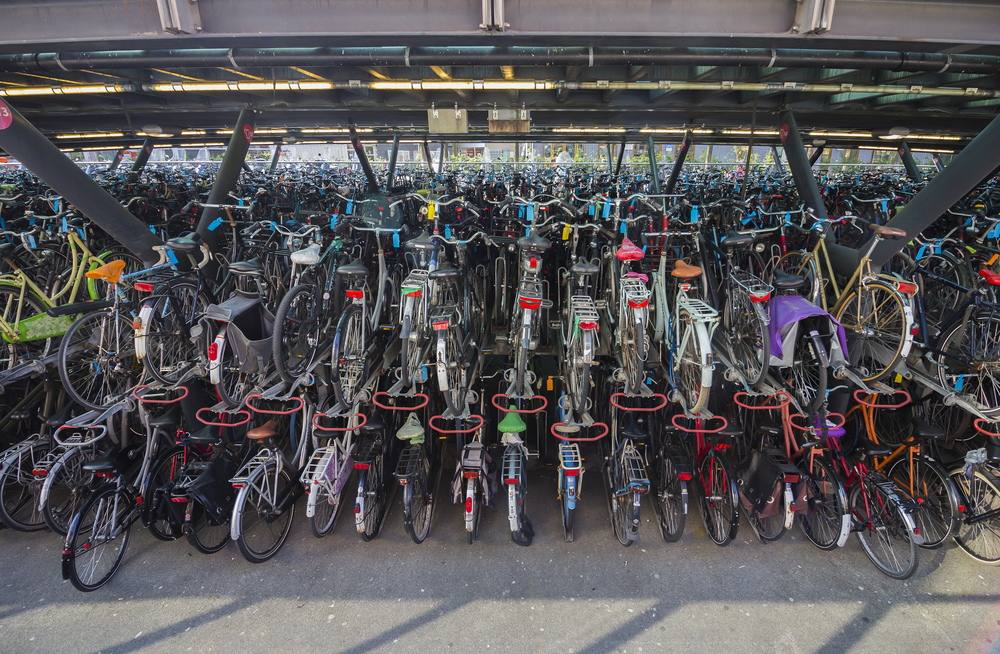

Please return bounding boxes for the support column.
[0,98,162,264]
[421,140,434,173]
[386,134,399,189]
[932,154,945,173]
[606,143,614,173]
[778,111,828,220]
[269,144,281,174]
[614,135,626,177]
[195,107,256,258]
[348,123,379,192]
[107,148,125,172]
[664,131,692,194]
[129,138,154,181]
[897,141,924,183]
[647,136,660,195]
[438,142,446,172]
[771,146,786,176]
[809,145,825,166]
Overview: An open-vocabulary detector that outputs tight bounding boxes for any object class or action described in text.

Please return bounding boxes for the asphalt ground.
[1,466,999,654]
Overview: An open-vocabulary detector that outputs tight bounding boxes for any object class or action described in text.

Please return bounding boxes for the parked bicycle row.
[0,163,999,593]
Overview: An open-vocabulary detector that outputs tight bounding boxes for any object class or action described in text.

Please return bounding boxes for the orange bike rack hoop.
[312,412,368,432]
[429,414,484,434]
[245,394,305,415]
[609,392,669,412]
[133,384,189,404]
[852,389,911,409]
[551,422,609,442]
[491,393,548,414]
[372,391,429,411]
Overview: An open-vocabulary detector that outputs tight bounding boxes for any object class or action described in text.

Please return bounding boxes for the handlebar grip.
[597,226,616,241]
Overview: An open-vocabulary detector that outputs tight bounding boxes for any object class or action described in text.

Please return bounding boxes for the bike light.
[912,527,920,535]
[579,321,597,330]
[911,326,919,335]
[463,470,479,479]
[504,478,519,485]
[679,283,691,291]
[530,257,537,268]
[403,287,422,297]
[465,497,473,513]
[432,320,449,330]
[354,462,370,470]
[133,319,142,331]
[896,282,917,295]
[959,504,966,512]
[134,282,154,293]
[355,504,361,514]
[135,496,142,504]
[96,472,113,478]
[519,298,542,309]
[32,469,47,476]
[628,298,649,308]
[563,468,580,477]
[677,472,692,481]
[750,292,771,302]
[208,342,219,360]
[346,289,363,298]
[232,483,245,488]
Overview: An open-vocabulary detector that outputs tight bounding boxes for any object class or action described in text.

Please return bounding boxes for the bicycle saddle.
[148,404,182,429]
[247,419,277,440]
[718,424,743,438]
[517,232,551,253]
[758,418,783,436]
[404,230,436,251]
[10,409,33,421]
[165,233,201,253]
[0,242,15,259]
[44,403,77,429]
[721,229,755,250]
[498,411,527,434]
[910,417,947,441]
[671,260,703,278]
[571,261,600,277]
[85,259,126,284]
[359,414,385,434]
[771,269,807,290]
[979,269,1000,286]
[859,436,892,458]
[229,257,262,276]
[615,238,644,261]
[429,266,461,280]
[336,259,369,278]
[82,447,121,475]
[620,414,648,440]
[290,243,321,266]
[395,413,424,441]
[188,425,223,446]
[869,224,906,239]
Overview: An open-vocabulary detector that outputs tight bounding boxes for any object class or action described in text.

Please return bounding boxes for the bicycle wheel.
[466,475,480,545]
[309,457,343,539]
[436,325,466,418]
[214,325,256,408]
[798,456,847,550]
[696,453,739,546]
[64,484,134,592]
[142,446,188,542]
[403,451,432,544]
[566,330,592,415]
[141,283,207,385]
[676,311,711,414]
[621,310,644,393]
[332,305,368,410]
[656,453,686,542]
[187,502,231,554]
[849,478,918,579]
[773,252,821,304]
[0,286,51,370]
[273,283,323,384]
[0,442,49,531]
[358,453,386,542]
[835,282,908,383]
[887,456,957,549]
[783,330,828,413]
[59,310,141,411]
[936,313,1000,418]
[724,290,770,386]
[747,489,787,542]
[233,462,296,563]
[42,448,94,536]
[561,475,577,542]
[918,253,970,333]
[950,469,1000,564]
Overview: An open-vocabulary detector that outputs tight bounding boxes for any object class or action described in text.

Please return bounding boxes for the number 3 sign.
[0,100,12,130]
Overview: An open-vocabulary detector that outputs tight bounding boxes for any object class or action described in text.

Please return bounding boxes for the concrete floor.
[1,468,998,654]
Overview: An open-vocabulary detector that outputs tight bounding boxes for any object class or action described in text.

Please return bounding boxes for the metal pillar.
[129,138,154,181]
[0,98,162,264]
[348,123,379,192]
[269,144,281,173]
[386,134,399,189]
[647,136,660,194]
[241,162,252,174]
[107,148,125,172]
[664,131,692,195]
[778,111,828,220]
[195,107,256,258]
[614,135,626,177]
[771,146,786,176]
[932,154,945,173]
[606,143,614,173]
[809,145,825,166]
[438,142,445,172]
[897,141,924,183]
[421,140,434,173]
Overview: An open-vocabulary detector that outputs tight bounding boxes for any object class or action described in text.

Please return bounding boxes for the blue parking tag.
[620,220,627,234]
[602,202,611,219]
[208,217,224,231]
[62,217,68,233]
[588,204,595,216]
[346,200,353,215]
[392,230,400,248]
[445,224,451,239]
[916,244,927,261]
[881,199,888,214]
[690,206,699,224]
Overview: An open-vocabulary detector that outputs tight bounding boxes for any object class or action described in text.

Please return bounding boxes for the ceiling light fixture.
[55,132,125,140]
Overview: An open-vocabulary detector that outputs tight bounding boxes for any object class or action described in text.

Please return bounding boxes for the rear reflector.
[346,290,363,298]
[579,321,597,330]
[134,282,154,293]
[354,463,370,470]
[133,319,142,331]
[750,292,771,303]
[465,497,473,513]
[432,320,449,331]
[355,505,361,514]
[563,468,580,477]
[896,282,917,295]
[785,475,800,483]
[403,288,422,297]
[233,483,245,488]
[463,470,479,479]
[530,257,537,268]
[208,342,219,361]
[520,298,541,309]
[628,299,649,308]
[504,478,519,485]
[677,472,692,481]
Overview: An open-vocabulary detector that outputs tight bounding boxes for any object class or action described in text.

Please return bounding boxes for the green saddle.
[498,411,527,434]
[395,412,425,444]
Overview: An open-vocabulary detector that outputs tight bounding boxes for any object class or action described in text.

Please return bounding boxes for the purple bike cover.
[768,295,849,368]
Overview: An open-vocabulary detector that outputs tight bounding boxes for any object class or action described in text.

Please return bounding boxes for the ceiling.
[1,0,999,154]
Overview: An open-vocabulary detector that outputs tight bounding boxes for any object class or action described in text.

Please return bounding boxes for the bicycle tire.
[0,441,49,531]
[64,484,135,592]
[358,453,385,542]
[403,451,432,544]
[724,290,770,386]
[784,330,828,413]
[621,309,644,394]
[42,447,93,536]
[273,284,323,384]
[309,456,343,539]
[935,313,1000,418]
[696,452,739,546]
[676,311,711,415]
[332,305,368,411]
[142,446,189,542]
[233,462,296,564]
[849,478,918,579]
[949,468,1000,565]
[467,476,480,545]
[657,453,686,542]
[835,282,909,383]
[436,325,466,418]
[59,310,141,412]
[141,283,208,386]
[214,324,255,409]
[187,502,231,554]
[561,477,576,542]
[886,455,958,549]
[567,330,592,415]
[798,456,847,550]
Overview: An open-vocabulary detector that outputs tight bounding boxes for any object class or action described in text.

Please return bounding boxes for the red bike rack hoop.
[551,422,609,442]
[788,412,846,432]
[196,407,252,427]
[372,391,429,411]
[245,394,305,415]
[609,392,668,412]
[733,391,791,411]
[974,418,1000,437]
[133,384,189,404]
[852,389,911,409]
[671,414,728,433]
[429,414,484,434]
[490,393,548,414]
[312,412,368,432]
